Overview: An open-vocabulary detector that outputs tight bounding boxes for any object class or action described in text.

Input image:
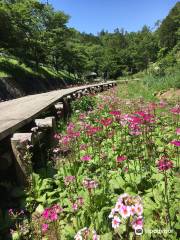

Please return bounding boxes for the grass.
[117,81,156,101]
[0,56,76,82]
[117,68,180,101]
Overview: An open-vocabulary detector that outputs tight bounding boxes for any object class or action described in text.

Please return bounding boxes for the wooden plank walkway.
[0,81,115,141]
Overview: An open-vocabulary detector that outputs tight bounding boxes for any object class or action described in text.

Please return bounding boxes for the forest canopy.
[0,0,179,79]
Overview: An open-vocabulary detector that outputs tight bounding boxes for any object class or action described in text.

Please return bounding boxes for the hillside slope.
[0,56,78,101]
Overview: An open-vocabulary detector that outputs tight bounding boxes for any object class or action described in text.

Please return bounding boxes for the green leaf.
[36,194,47,203]
[101,232,113,240]
[35,204,44,214]
[109,176,125,190]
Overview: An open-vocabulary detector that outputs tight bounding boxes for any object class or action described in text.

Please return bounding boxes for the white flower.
[109,208,116,218]
[135,204,143,216]
[112,216,121,229]
[74,234,82,240]
[120,205,131,218]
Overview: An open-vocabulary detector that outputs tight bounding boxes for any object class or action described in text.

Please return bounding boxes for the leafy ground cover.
[1,87,180,240]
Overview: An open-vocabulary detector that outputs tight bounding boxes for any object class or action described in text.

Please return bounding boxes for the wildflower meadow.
[5,87,180,240]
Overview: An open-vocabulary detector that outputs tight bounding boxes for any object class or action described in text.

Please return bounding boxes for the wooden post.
[62,96,72,119]
[35,116,56,147]
[35,116,56,130]
[11,133,35,186]
[54,102,64,118]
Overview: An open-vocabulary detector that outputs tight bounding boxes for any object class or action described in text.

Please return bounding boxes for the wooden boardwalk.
[0,81,115,141]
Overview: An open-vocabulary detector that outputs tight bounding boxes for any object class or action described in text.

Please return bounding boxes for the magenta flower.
[157,156,173,171]
[42,209,50,220]
[41,223,49,233]
[83,178,98,191]
[86,125,101,136]
[81,155,91,162]
[8,209,14,216]
[116,155,127,163]
[170,105,180,115]
[54,133,61,140]
[170,140,180,147]
[148,102,157,111]
[64,175,76,186]
[100,117,112,127]
[42,204,63,222]
[109,110,121,116]
[60,135,71,145]
[92,230,100,240]
[52,204,63,214]
[49,212,58,221]
[72,203,78,211]
[77,197,84,206]
[67,122,75,135]
[132,216,143,230]
[159,100,167,108]
[129,124,142,136]
[71,131,81,138]
[135,111,155,124]
[176,128,180,135]
[124,166,129,172]
[80,144,88,150]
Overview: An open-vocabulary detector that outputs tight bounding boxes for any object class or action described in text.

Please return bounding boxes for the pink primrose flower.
[100,118,112,127]
[170,105,180,115]
[119,205,131,218]
[41,223,49,233]
[170,140,180,147]
[132,216,143,230]
[64,176,76,186]
[176,128,180,135]
[81,155,92,162]
[116,155,127,163]
[157,156,173,171]
[112,216,121,229]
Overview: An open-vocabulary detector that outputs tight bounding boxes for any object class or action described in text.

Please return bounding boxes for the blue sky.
[43,0,178,34]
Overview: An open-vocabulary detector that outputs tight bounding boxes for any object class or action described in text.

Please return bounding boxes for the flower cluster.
[100,117,112,127]
[170,140,180,147]
[83,178,98,192]
[64,175,76,186]
[74,227,100,240]
[170,105,180,115]
[109,193,143,232]
[8,209,25,218]
[81,155,92,162]
[116,155,127,163]
[72,196,84,211]
[176,128,180,135]
[85,125,101,136]
[119,110,155,136]
[157,156,173,171]
[109,110,121,116]
[41,204,63,233]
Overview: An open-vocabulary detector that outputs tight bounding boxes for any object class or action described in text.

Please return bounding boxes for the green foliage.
[71,95,97,112]
[158,2,180,49]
